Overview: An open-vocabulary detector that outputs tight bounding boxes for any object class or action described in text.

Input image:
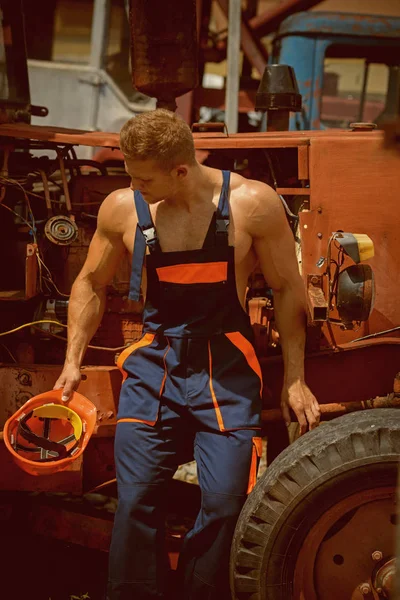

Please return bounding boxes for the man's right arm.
[54,190,128,400]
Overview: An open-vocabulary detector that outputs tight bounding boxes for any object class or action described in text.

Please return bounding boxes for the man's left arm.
[247,181,320,434]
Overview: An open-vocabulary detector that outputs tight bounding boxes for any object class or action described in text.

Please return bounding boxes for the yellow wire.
[1,320,130,352]
[0,320,67,337]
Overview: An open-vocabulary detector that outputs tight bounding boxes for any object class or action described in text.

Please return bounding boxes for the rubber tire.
[230,409,400,600]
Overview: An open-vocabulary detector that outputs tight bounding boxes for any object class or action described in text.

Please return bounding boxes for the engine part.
[337,264,375,326]
[256,64,302,131]
[44,215,78,245]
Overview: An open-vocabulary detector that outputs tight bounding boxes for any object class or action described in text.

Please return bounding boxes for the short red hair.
[119,109,196,170]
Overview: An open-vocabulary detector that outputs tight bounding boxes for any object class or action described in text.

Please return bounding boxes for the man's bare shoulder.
[229,173,284,237]
[97,187,135,235]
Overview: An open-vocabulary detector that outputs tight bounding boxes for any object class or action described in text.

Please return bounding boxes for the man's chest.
[123,203,253,266]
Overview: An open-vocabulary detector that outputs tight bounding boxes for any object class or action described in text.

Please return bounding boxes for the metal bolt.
[359,583,371,595]
[317,207,322,214]
[310,276,320,285]
[317,232,323,239]
[18,372,32,386]
[372,551,383,561]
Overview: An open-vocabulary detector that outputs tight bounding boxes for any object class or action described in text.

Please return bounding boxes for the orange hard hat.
[3,389,97,476]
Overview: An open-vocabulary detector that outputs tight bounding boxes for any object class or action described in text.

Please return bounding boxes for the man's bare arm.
[245,180,320,433]
[54,190,128,399]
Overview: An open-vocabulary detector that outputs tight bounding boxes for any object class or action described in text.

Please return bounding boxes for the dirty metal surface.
[0,364,120,431]
[130,0,198,103]
[301,134,400,346]
[294,489,396,600]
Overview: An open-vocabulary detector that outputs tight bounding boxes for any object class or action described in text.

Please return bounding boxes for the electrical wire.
[36,254,70,297]
[0,175,37,234]
[352,326,400,343]
[0,319,129,352]
[32,327,128,352]
[0,320,67,337]
[0,202,38,244]
[0,342,17,363]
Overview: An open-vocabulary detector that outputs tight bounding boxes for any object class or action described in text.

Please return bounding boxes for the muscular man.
[55,109,320,600]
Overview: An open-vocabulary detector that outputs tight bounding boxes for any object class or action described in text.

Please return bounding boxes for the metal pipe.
[90,0,110,70]
[88,0,110,132]
[216,0,268,76]
[261,394,400,422]
[249,0,324,37]
[225,0,241,134]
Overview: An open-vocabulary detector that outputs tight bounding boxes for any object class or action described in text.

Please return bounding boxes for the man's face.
[124,157,174,204]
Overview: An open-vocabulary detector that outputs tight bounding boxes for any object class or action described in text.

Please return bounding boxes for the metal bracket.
[307,274,328,323]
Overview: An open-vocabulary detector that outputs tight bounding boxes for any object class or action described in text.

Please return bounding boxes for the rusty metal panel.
[301,135,400,344]
[0,365,121,491]
[0,364,121,432]
[129,0,198,106]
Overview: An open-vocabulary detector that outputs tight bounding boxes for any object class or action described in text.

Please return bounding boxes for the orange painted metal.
[302,134,400,344]
[276,187,310,195]
[297,145,309,180]
[293,488,395,600]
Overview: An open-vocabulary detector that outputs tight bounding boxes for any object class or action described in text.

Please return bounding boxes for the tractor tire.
[230,409,400,600]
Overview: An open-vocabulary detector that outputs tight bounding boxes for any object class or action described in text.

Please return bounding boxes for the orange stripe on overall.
[156,262,227,284]
[117,333,157,426]
[225,331,263,397]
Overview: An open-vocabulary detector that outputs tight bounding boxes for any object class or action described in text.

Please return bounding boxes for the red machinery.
[0,2,399,599]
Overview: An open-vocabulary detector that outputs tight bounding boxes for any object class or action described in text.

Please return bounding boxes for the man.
[55,109,320,600]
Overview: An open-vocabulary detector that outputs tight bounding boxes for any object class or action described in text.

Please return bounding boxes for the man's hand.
[53,364,81,402]
[281,380,320,435]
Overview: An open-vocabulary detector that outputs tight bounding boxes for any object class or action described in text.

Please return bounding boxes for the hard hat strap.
[17,412,79,459]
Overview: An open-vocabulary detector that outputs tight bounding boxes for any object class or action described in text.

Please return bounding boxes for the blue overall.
[107,171,263,600]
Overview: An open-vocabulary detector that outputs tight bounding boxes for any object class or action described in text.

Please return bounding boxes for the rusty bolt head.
[359,583,371,595]
[18,372,32,386]
[317,232,323,239]
[317,207,322,213]
[310,276,320,285]
[372,551,383,561]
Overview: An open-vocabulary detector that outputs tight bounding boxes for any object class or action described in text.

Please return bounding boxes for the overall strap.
[215,170,230,245]
[134,190,160,252]
[128,191,160,302]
